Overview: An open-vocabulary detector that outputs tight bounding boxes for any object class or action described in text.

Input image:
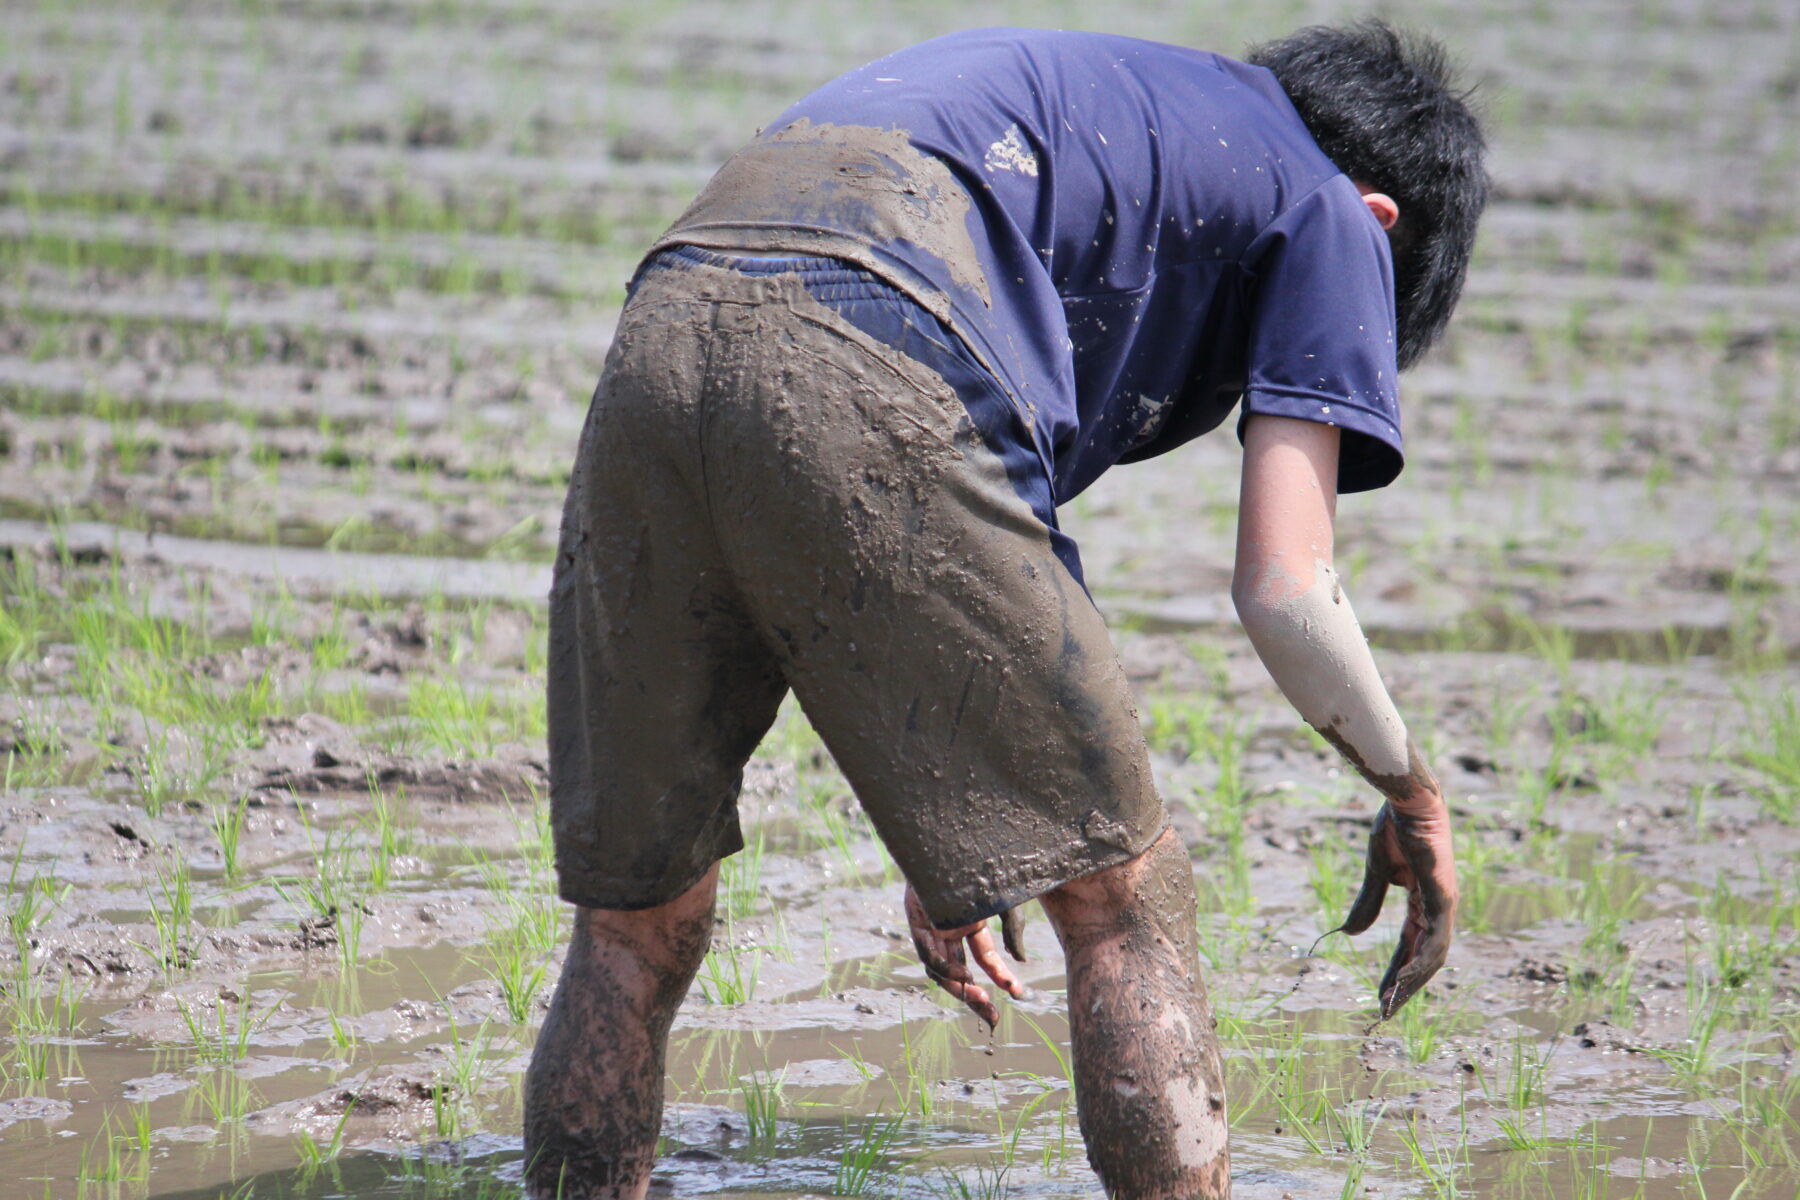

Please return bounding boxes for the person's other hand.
[1331,786,1458,1019]
[903,885,1026,1028]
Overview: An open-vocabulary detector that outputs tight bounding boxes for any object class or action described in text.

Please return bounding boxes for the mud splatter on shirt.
[652,27,1404,504]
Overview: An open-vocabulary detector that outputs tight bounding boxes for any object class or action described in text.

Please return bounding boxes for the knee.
[1041,829,1198,973]
[1042,828,1190,924]
[1040,854,1134,935]
[571,864,719,971]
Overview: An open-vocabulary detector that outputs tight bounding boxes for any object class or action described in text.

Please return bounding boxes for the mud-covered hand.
[1332,788,1458,1020]
[903,885,1026,1028]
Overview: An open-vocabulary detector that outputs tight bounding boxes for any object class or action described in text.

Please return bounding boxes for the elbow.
[1231,576,1277,645]
[1229,569,1250,613]
[1230,564,1259,622]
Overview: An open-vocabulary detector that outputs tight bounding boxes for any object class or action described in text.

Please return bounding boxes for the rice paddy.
[1,0,1797,1197]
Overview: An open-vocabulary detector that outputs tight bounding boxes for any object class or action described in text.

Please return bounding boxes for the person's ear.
[1357,188,1399,232]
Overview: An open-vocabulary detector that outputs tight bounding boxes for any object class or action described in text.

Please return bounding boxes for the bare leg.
[1040,828,1230,1199]
[524,866,718,1200]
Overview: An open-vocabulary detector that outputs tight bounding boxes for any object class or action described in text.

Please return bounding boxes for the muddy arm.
[1231,416,1409,780]
[1232,414,1457,1017]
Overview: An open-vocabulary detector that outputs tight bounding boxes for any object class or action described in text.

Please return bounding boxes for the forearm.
[1232,414,1439,807]
[1233,558,1437,804]
[1232,418,1454,1012]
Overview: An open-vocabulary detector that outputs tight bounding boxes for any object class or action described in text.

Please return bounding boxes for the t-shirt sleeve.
[1235,175,1404,493]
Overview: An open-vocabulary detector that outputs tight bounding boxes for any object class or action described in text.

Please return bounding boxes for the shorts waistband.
[640,243,903,304]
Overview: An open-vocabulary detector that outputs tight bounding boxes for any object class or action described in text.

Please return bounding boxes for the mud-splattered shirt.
[650,27,1404,503]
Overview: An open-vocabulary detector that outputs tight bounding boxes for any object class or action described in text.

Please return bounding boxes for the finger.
[941,926,971,975]
[967,927,1025,999]
[1332,824,1393,938]
[1378,928,1447,1018]
[1377,892,1451,1019]
[944,979,1000,1028]
[921,954,987,1002]
[904,887,976,983]
[910,925,975,987]
[903,889,1000,1025]
[1374,904,1423,1016]
[915,943,998,1026]
[1376,805,1457,1018]
[1000,907,1027,963]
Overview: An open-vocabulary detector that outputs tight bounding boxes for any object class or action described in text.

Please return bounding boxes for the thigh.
[548,290,787,911]
[702,290,1166,929]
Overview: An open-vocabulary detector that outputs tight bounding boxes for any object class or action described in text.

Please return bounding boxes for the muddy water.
[3,0,1799,1197]
[1,695,1793,1199]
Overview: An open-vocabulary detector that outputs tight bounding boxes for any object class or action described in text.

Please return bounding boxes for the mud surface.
[2,1,1798,1198]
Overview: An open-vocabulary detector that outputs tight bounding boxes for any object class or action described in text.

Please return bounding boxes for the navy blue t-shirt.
[652,27,1404,504]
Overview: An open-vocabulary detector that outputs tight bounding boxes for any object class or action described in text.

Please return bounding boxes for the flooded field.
[2,0,1798,1197]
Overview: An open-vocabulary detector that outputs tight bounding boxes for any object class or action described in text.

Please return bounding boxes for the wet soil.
[2,0,1798,1198]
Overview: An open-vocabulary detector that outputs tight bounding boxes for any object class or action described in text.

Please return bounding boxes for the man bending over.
[527,20,1487,1200]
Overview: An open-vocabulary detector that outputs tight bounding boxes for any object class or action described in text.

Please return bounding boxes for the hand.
[903,886,1026,1028]
[1330,788,1458,1020]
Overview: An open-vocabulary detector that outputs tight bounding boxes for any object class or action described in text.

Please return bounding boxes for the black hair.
[1248,19,1488,369]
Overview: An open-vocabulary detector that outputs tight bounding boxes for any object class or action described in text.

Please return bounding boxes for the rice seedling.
[0,554,57,668]
[1273,1073,1386,1196]
[406,674,543,757]
[697,924,761,1006]
[142,854,195,972]
[741,1069,785,1154]
[75,1111,152,1187]
[2,702,68,788]
[833,1111,908,1197]
[208,791,252,879]
[1476,1034,1559,1151]
[185,1065,258,1126]
[805,785,869,879]
[832,1038,884,1089]
[1306,834,1354,924]
[1191,794,1253,944]
[317,677,376,729]
[295,1101,357,1171]
[4,843,68,945]
[175,990,276,1063]
[890,1010,959,1120]
[4,964,87,1050]
[334,900,369,975]
[307,599,356,672]
[431,1009,502,1141]
[134,724,194,817]
[247,583,298,649]
[1725,1062,1800,1169]
[984,1072,1059,1175]
[1738,685,1799,823]
[484,925,550,1025]
[1573,855,1649,959]
[512,787,557,874]
[757,695,828,766]
[929,1162,1012,1200]
[1394,1115,1472,1200]
[360,778,418,894]
[325,1007,360,1060]
[719,829,767,921]
[3,852,84,1059]
[1702,863,1800,988]
[1144,692,1220,761]
[272,809,372,973]
[1643,963,1731,1081]
[1394,987,1460,1064]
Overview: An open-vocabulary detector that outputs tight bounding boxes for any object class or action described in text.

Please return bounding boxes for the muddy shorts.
[548,245,1166,928]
